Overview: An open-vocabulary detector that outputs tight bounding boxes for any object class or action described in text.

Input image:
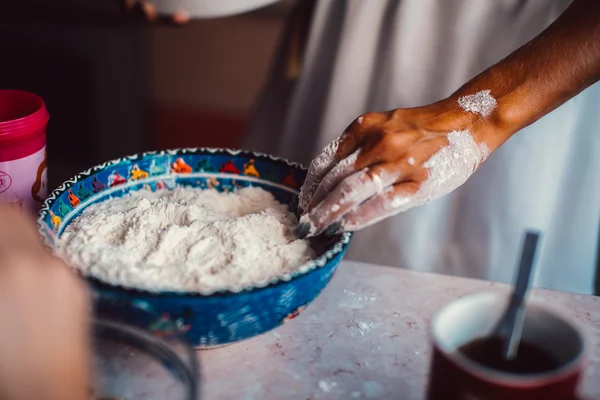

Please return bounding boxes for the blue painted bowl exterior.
[38,148,351,348]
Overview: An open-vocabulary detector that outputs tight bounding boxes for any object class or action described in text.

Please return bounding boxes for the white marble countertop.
[197,261,600,400]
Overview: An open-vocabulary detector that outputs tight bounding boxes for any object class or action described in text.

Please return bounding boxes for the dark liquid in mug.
[458,336,562,374]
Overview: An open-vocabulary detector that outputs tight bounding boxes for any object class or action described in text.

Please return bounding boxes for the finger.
[354,129,422,169]
[0,207,44,254]
[306,148,361,210]
[297,134,450,236]
[140,0,158,21]
[340,181,423,232]
[298,134,356,213]
[337,134,468,232]
[307,129,423,209]
[340,131,487,232]
[297,160,419,237]
[344,111,392,141]
[124,0,187,25]
[298,113,388,213]
[48,258,89,311]
[172,11,190,24]
[156,10,190,25]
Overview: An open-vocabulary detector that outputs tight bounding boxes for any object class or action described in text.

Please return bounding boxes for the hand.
[0,207,91,400]
[296,100,497,237]
[118,0,190,24]
[296,0,600,238]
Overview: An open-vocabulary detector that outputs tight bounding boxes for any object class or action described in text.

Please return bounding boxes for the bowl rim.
[38,147,352,297]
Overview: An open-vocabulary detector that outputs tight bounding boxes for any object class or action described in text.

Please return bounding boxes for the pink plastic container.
[0,90,49,214]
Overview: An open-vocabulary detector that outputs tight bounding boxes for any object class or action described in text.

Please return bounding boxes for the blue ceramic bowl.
[37,148,351,348]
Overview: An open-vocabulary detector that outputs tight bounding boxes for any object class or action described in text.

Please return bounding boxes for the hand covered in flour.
[296,101,494,237]
[295,0,600,237]
[0,207,90,400]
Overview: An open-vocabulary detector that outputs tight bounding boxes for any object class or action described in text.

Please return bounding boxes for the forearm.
[449,0,600,151]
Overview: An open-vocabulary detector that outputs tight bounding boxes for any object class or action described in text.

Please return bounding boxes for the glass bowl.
[91,300,199,400]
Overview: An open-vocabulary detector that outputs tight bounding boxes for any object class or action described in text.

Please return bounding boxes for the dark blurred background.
[0,0,291,188]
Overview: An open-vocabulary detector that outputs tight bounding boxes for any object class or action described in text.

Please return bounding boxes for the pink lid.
[0,90,49,161]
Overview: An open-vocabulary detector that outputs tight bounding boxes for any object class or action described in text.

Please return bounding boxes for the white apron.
[244,0,600,294]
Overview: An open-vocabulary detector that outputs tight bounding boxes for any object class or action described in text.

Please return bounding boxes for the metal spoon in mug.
[492,230,541,360]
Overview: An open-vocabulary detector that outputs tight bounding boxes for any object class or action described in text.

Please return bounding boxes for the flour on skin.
[58,186,315,293]
[342,130,489,231]
[458,89,497,117]
[298,137,342,213]
[299,165,399,236]
[308,148,360,209]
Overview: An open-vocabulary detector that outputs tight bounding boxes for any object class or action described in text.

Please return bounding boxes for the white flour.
[58,186,315,293]
[353,321,375,337]
[458,89,497,117]
[318,379,338,393]
[311,148,360,205]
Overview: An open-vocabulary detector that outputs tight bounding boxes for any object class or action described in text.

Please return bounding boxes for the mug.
[427,292,588,400]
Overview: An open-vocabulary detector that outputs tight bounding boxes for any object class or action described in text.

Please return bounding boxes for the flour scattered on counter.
[318,379,337,393]
[58,186,315,293]
[356,321,374,332]
[343,289,378,303]
[352,321,375,337]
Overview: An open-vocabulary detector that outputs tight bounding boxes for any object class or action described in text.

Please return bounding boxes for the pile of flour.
[58,186,315,293]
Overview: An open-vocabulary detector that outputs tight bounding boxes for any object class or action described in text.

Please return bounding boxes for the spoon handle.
[504,230,541,359]
[514,232,540,297]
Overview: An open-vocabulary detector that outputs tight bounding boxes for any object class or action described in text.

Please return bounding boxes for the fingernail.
[323,221,342,236]
[295,223,311,239]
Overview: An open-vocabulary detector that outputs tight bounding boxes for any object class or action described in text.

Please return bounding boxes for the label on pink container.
[0,146,47,215]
